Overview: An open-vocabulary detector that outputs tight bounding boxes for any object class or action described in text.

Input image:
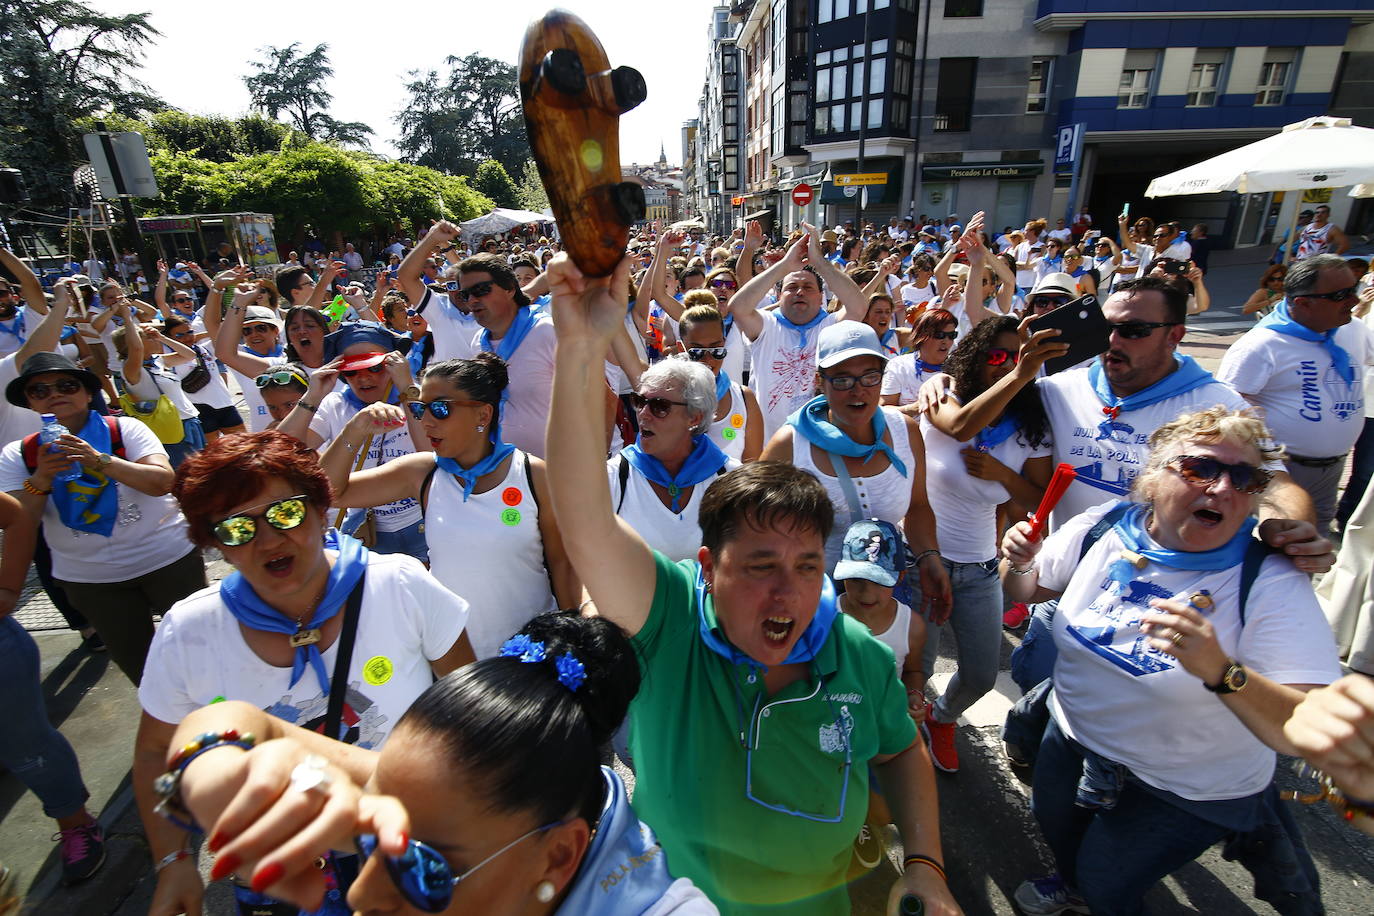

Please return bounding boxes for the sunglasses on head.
[455,280,496,302]
[710,278,738,291]
[1168,454,1272,495]
[1299,286,1358,303]
[1109,320,1178,339]
[985,348,1019,367]
[686,346,728,361]
[355,822,559,913]
[25,377,84,400]
[822,368,884,390]
[212,495,308,547]
[405,398,485,420]
[629,392,688,418]
[255,370,307,389]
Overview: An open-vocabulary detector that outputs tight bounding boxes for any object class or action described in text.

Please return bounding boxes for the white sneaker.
[1013,874,1091,915]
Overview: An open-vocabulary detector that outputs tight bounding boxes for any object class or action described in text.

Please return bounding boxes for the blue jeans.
[1336,417,1374,530]
[1031,717,1229,915]
[1010,599,1059,694]
[163,417,205,469]
[343,512,429,565]
[0,616,89,819]
[921,559,1003,723]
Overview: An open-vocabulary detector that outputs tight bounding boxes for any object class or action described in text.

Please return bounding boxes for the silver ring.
[289,754,331,795]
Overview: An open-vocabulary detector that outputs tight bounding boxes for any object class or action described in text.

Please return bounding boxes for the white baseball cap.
[816,320,889,369]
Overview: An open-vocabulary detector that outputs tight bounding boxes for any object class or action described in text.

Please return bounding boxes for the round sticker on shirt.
[502,487,522,506]
[501,508,522,526]
[363,656,394,686]
[722,428,737,441]
[730,413,744,429]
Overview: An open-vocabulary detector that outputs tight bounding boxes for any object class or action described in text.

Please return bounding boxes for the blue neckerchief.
[1087,354,1214,418]
[722,314,735,339]
[435,442,517,502]
[715,369,730,402]
[917,358,943,374]
[788,395,908,477]
[879,328,899,354]
[49,411,119,537]
[405,333,426,377]
[60,324,77,342]
[342,382,399,411]
[218,529,369,696]
[694,563,837,674]
[1104,501,1258,593]
[620,434,729,513]
[0,309,25,342]
[775,309,828,348]
[479,305,537,362]
[975,414,1019,452]
[1257,298,1355,385]
[242,343,284,358]
[555,767,676,915]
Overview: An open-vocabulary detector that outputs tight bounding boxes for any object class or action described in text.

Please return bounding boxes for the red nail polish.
[397,831,409,850]
[207,830,230,853]
[209,853,240,882]
[251,862,285,893]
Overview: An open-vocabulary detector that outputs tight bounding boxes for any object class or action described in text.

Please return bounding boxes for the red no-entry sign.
[791,183,813,207]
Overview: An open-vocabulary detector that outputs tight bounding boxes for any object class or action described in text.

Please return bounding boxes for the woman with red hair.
[130,431,474,916]
[880,307,958,407]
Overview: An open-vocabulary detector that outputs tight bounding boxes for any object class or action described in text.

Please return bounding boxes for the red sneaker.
[1003,602,1030,628]
[922,707,959,773]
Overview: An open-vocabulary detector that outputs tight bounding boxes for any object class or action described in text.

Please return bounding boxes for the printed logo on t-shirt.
[1066,416,1150,497]
[1065,578,1175,677]
[1295,360,1363,422]
[266,681,388,749]
[766,347,818,413]
[818,705,855,754]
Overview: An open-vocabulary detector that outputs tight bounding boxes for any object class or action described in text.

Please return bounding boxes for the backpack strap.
[21,417,124,474]
[419,461,439,516]
[615,454,630,515]
[106,416,125,459]
[1077,502,1133,562]
[1236,539,1271,627]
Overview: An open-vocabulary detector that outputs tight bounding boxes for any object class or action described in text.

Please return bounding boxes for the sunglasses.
[341,364,386,378]
[709,278,738,291]
[822,368,883,391]
[242,324,276,335]
[686,346,728,361]
[1108,321,1178,339]
[25,377,84,400]
[1168,454,1272,496]
[1298,286,1358,303]
[405,398,485,420]
[255,370,308,389]
[1029,295,1071,310]
[929,330,958,341]
[985,348,1019,367]
[211,495,308,547]
[355,822,558,913]
[455,281,496,302]
[629,392,688,418]
[172,296,193,304]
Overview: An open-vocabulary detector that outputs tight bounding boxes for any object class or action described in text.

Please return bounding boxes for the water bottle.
[39,414,82,481]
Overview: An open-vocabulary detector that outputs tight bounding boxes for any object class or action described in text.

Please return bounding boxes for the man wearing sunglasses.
[398,222,481,365]
[729,223,873,440]
[1218,254,1371,534]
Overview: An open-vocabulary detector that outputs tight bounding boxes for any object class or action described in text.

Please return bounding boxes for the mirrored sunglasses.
[405,398,486,420]
[709,278,738,290]
[1168,454,1272,495]
[255,370,307,389]
[686,346,728,361]
[211,495,308,547]
[985,348,1019,367]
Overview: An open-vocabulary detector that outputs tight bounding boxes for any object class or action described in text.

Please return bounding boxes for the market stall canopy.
[670,218,706,230]
[1145,116,1374,197]
[460,208,554,237]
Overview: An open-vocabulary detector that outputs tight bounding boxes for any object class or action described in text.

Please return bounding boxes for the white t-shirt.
[171,342,236,411]
[609,453,740,563]
[229,348,287,432]
[1216,321,1372,459]
[747,309,839,441]
[880,354,939,407]
[469,316,557,458]
[0,353,42,449]
[0,416,191,582]
[309,392,422,533]
[1037,501,1342,801]
[1036,362,1272,525]
[1013,241,1039,289]
[900,281,938,309]
[138,552,467,750]
[1048,228,1073,245]
[124,357,198,420]
[921,411,1052,562]
[417,290,479,364]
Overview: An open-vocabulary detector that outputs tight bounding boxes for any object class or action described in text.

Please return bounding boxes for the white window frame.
[1255,51,1296,107]
[1118,68,1153,109]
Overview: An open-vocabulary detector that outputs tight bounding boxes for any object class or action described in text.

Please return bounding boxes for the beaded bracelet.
[1282,764,1374,825]
[153,729,258,833]
[903,854,947,882]
[22,478,51,496]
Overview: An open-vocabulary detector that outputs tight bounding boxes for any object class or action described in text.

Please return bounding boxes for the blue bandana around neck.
[620,434,729,513]
[405,334,426,378]
[722,314,735,339]
[1104,501,1258,594]
[879,328,899,354]
[975,414,1019,452]
[775,309,828,348]
[916,358,944,374]
[1257,298,1355,385]
[218,529,369,696]
[694,564,838,674]
[49,410,119,537]
[1087,353,1214,418]
[0,310,25,342]
[342,381,399,412]
[435,442,517,502]
[788,395,908,477]
[242,342,284,358]
[479,305,537,362]
[714,369,731,402]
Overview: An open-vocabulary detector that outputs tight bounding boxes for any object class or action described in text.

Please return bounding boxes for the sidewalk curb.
[21,784,146,916]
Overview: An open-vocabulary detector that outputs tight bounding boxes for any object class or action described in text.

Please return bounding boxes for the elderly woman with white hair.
[609,358,740,562]
[1001,406,1343,916]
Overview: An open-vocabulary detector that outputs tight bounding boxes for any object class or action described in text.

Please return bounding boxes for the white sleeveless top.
[792,405,916,571]
[871,601,914,672]
[425,450,557,659]
[608,452,742,563]
[708,381,751,461]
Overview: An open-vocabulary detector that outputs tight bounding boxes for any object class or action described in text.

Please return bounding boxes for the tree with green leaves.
[516,159,550,214]
[396,53,529,177]
[472,159,519,209]
[0,0,163,209]
[243,42,372,147]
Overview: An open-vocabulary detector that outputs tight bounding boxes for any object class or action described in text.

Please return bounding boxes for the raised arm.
[400,222,458,305]
[646,231,682,320]
[16,282,73,364]
[320,405,429,506]
[0,245,47,315]
[144,326,195,367]
[736,220,764,286]
[119,302,146,385]
[728,233,808,341]
[214,285,276,377]
[801,223,868,320]
[1187,264,1210,315]
[933,241,960,295]
[546,253,656,636]
[277,360,339,450]
[926,318,1066,442]
[154,259,171,318]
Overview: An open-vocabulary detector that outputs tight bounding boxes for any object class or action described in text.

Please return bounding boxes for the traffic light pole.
[94,121,157,290]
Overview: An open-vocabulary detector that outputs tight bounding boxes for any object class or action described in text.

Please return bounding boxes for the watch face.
[1225,664,1248,691]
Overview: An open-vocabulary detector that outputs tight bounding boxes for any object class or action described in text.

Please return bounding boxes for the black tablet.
[1025,293,1109,375]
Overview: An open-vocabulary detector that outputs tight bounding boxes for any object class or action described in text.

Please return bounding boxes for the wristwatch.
[1204,660,1248,695]
[400,385,422,403]
[96,452,112,469]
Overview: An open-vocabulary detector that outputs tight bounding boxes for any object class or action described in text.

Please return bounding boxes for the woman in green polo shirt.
[544,253,961,916]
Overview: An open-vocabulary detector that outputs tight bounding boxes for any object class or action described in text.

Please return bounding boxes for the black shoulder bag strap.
[324,571,367,741]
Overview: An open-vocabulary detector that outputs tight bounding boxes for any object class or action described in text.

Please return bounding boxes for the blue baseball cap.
[322,320,406,364]
[834,519,911,587]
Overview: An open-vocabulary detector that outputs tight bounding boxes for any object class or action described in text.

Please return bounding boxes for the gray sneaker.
[1014,874,1091,915]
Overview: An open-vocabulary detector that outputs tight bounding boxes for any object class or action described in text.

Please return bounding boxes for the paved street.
[6,249,1374,915]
